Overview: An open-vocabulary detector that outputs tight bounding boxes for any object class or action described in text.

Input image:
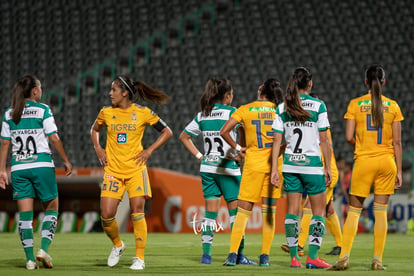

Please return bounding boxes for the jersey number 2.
[204,137,224,156]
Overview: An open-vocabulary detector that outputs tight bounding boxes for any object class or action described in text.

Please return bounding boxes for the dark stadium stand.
[0,0,413,175]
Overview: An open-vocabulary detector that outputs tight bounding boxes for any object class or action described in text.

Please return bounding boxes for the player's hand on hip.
[134,149,152,166]
[94,147,107,166]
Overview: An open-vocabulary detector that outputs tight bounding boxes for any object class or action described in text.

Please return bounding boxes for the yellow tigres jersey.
[344,93,404,158]
[96,104,160,178]
[231,100,276,172]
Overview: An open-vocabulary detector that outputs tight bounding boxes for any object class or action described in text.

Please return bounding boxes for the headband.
[118,76,134,95]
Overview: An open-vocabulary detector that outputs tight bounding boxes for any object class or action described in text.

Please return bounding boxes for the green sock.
[202,211,217,255]
[285,214,299,259]
[19,211,35,261]
[40,210,59,252]
[308,215,325,259]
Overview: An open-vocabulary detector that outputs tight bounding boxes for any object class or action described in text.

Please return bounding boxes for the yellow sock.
[131,212,147,260]
[339,206,362,258]
[101,217,122,247]
[298,208,312,248]
[229,207,251,253]
[373,203,388,262]
[326,213,343,247]
[261,204,276,255]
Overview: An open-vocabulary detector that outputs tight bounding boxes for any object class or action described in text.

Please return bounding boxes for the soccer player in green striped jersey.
[180,78,254,265]
[0,75,72,270]
[271,67,332,269]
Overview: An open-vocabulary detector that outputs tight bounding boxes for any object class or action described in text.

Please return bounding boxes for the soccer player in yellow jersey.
[91,76,172,270]
[329,65,403,271]
[221,79,284,266]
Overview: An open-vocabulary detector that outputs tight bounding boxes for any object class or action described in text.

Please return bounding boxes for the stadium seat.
[57,212,77,233]
[78,211,100,233]
[11,213,20,233]
[34,212,45,233]
[0,212,9,232]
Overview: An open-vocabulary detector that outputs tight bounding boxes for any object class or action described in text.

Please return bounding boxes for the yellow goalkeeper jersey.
[96,103,160,178]
[344,93,404,158]
[231,100,276,172]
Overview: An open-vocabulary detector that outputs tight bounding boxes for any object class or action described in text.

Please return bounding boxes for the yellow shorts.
[350,154,397,197]
[238,167,283,203]
[101,167,152,200]
[326,168,339,203]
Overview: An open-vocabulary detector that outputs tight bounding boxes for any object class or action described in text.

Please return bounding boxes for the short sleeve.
[146,108,161,126]
[392,101,404,122]
[96,107,106,126]
[183,114,201,137]
[344,100,356,120]
[231,106,243,123]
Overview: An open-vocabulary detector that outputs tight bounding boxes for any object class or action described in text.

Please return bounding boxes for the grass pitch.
[0,232,412,275]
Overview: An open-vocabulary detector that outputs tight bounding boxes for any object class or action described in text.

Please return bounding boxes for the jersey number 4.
[366,114,383,144]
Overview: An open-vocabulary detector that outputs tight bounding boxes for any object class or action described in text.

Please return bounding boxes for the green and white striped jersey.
[1,100,57,172]
[272,94,330,175]
[184,103,241,176]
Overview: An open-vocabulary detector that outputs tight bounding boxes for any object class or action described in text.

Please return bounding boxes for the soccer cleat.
[281,244,304,256]
[371,259,386,270]
[223,252,237,266]
[237,253,257,265]
[129,257,145,270]
[290,256,302,268]
[327,255,349,271]
[326,246,341,255]
[107,241,126,267]
[200,253,212,264]
[26,260,38,270]
[259,254,269,266]
[306,256,331,269]
[36,249,53,268]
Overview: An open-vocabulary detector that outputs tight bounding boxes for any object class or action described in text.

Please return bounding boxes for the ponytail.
[260,78,283,106]
[116,76,169,104]
[200,78,232,116]
[285,68,311,123]
[134,81,169,104]
[200,78,218,116]
[11,75,38,125]
[365,65,385,129]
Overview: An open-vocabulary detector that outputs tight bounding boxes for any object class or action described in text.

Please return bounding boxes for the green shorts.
[200,172,241,202]
[283,172,326,195]
[11,167,58,202]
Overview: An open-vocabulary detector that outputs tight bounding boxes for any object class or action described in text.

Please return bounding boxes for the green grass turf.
[0,232,412,275]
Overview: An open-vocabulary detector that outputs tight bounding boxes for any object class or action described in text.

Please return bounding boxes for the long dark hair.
[12,75,38,124]
[285,67,312,122]
[200,78,232,116]
[115,75,170,104]
[365,65,385,129]
[260,78,283,106]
